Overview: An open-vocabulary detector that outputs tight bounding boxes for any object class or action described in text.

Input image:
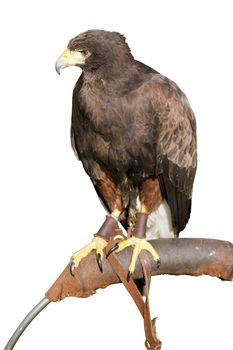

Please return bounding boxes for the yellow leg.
[140,203,150,214]
[107,204,160,280]
[111,208,121,218]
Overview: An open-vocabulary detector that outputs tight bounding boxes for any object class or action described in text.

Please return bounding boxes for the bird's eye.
[80,50,89,56]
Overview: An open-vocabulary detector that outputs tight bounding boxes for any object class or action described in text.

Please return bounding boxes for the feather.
[68,30,197,234]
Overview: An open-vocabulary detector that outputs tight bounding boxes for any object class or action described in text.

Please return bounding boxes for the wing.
[70,73,112,215]
[70,73,84,160]
[150,75,197,234]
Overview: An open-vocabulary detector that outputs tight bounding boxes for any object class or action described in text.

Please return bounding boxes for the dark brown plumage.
[58,29,197,237]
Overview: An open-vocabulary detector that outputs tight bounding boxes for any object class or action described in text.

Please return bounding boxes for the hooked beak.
[55,49,87,75]
[55,56,68,75]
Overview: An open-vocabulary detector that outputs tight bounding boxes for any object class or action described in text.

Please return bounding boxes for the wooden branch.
[45,238,233,301]
[6,238,231,350]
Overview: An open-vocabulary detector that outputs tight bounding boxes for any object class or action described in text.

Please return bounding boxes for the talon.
[70,261,75,277]
[106,243,119,258]
[127,270,132,282]
[113,236,160,279]
[96,252,103,272]
[70,236,108,272]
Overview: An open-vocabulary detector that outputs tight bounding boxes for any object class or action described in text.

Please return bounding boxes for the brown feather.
[69,30,197,233]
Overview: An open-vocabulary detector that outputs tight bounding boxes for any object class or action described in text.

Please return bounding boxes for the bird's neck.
[82,61,142,95]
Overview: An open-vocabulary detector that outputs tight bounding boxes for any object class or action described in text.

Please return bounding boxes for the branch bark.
[45,238,233,301]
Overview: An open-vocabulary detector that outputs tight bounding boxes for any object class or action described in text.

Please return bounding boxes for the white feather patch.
[136,197,175,239]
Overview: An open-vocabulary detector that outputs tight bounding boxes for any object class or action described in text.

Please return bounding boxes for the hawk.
[55,30,197,279]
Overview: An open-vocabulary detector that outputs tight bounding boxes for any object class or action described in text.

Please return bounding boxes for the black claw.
[127,270,132,282]
[106,243,119,259]
[96,253,103,273]
[157,258,161,269]
[70,262,75,277]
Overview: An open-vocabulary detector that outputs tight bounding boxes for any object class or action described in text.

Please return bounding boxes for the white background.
[1,1,232,349]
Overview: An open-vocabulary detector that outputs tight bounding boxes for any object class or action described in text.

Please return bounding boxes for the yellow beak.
[55,49,86,74]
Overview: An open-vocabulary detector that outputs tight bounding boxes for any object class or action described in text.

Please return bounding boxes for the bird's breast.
[76,84,159,181]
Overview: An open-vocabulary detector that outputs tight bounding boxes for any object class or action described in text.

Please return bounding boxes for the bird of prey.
[55,30,197,279]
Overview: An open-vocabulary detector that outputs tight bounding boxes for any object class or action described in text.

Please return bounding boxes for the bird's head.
[55,29,133,75]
